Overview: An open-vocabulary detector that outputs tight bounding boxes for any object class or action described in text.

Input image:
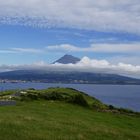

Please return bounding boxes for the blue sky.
[0,24,140,65]
[0,0,140,77]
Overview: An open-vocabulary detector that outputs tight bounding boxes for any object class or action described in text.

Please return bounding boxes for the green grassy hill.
[0,87,140,140]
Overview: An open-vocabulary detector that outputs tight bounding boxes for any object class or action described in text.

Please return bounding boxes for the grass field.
[0,88,140,140]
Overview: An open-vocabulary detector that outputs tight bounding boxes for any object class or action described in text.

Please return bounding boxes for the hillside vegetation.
[0,87,140,140]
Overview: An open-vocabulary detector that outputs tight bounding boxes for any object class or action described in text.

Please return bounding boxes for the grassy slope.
[0,101,140,140]
[0,88,140,140]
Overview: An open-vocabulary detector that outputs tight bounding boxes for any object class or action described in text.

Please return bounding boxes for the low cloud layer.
[0,57,140,78]
[1,42,140,54]
[46,43,140,54]
[0,48,44,54]
[0,0,140,34]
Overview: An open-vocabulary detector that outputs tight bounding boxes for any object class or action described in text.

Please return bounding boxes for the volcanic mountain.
[53,54,80,64]
[0,55,140,84]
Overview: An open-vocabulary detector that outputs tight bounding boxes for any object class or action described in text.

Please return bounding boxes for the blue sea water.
[0,83,140,112]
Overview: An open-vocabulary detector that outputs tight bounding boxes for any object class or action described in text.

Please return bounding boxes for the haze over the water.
[0,0,140,78]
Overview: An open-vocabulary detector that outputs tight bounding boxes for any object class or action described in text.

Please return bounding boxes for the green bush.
[92,101,108,110]
[68,94,88,107]
[109,105,115,110]
[28,88,36,90]
[21,93,38,100]
[118,108,134,114]
[44,91,63,100]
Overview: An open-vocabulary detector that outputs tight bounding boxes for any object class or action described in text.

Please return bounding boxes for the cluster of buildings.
[0,79,27,83]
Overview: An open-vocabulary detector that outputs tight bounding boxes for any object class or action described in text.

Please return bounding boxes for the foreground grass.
[0,100,140,140]
[0,87,140,140]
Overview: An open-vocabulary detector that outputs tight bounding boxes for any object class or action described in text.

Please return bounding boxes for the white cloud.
[0,0,140,34]
[1,43,140,55]
[46,44,79,52]
[33,61,47,66]
[75,57,140,77]
[107,56,140,65]
[1,43,140,54]
[46,43,140,54]
[0,50,17,54]
[90,43,140,53]
[0,48,44,54]
[11,48,43,53]
[0,56,140,78]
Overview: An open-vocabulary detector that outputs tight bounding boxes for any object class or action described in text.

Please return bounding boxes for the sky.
[0,0,140,77]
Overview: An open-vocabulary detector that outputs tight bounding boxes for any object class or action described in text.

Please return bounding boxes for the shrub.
[44,92,63,100]
[68,94,88,107]
[109,105,115,110]
[92,101,108,110]
[28,88,36,90]
[28,93,38,100]
[21,93,38,100]
[118,108,134,114]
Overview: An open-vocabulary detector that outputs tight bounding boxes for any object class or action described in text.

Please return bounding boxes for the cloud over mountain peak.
[0,56,140,78]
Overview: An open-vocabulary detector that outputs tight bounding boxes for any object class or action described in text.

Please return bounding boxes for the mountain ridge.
[0,70,140,84]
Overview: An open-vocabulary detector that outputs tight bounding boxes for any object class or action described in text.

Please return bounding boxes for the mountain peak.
[63,54,73,57]
[53,54,80,64]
